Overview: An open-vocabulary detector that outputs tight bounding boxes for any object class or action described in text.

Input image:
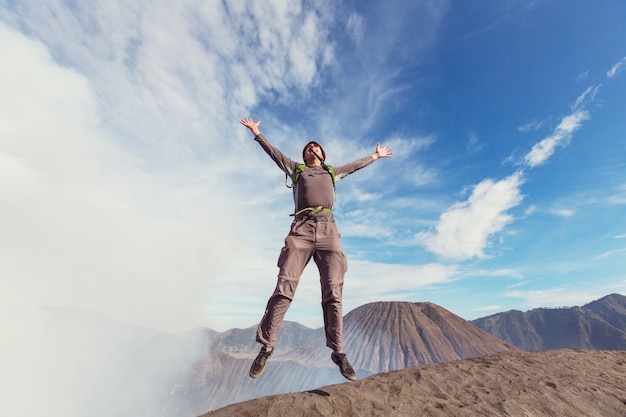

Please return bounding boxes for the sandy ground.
[201,349,626,417]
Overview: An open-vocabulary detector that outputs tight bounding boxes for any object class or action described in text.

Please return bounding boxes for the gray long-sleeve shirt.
[254,134,375,213]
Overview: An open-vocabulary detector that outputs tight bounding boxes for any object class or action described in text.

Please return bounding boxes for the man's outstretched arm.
[333,142,393,180]
[240,118,261,136]
[239,118,297,176]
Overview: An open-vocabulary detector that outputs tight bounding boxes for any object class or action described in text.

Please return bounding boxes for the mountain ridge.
[472,293,626,350]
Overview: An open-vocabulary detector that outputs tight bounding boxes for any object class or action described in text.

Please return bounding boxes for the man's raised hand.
[373,143,393,160]
[240,118,261,136]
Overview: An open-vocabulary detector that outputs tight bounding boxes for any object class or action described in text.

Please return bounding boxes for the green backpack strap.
[325,164,336,188]
[285,163,335,189]
[285,164,307,188]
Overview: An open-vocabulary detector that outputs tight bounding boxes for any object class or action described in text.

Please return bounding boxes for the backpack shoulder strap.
[285,163,307,188]
[324,164,336,189]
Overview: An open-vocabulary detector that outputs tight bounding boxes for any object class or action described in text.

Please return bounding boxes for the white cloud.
[593,247,626,261]
[523,109,589,168]
[573,85,601,110]
[521,85,600,168]
[340,208,395,238]
[576,71,589,82]
[466,131,485,153]
[524,205,538,216]
[346,12,366,46]
[416,172,524,261]
[344,261,459,306]
[551,208,576,217]
[463,268,524,279]
[505,288,604,309]
[607,56,626,78]
[607,184,626,205]
[518,118,550,132]
[470,305,503,313]
[2,1,338,154]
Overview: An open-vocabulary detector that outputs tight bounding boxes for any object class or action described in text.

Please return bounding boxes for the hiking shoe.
[331,352,357,381]
[249,346,273,379]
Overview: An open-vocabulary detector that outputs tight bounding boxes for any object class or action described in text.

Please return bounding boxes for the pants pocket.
[277,246,288,268]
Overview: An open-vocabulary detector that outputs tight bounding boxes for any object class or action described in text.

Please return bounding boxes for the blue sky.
[1,0,625,333]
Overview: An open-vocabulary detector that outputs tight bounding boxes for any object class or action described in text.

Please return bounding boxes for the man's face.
[303,141,325,165]
[305,143,322,158]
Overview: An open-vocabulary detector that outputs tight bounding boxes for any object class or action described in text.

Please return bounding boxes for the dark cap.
[302,141,326,161]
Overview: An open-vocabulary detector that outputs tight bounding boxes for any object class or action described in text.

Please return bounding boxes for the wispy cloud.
[593,247,626,261]
[1,1,338,155]
[517,118,551,132]
[607,184,626,205]
[344,261,459,307]
[551,208,576,217]
[470,305,503,314]
[521,85,600,168]
[607,56,626,78]
[523,109,589,168]
[505,288,602,309]
[576,71,589,82]
[346,12,366,47]
[466,131,486,153]
[461,268,524,280]
[573,84,601,109]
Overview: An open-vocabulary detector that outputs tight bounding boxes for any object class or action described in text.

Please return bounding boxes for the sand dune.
[201,349,626,417]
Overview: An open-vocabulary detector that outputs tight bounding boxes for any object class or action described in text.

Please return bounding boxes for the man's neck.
[305,156,323,166]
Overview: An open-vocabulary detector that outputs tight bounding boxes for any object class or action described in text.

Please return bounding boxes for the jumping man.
[240,118,393,381]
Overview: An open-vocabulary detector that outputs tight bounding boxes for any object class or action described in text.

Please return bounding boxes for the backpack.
[285,163,336,189]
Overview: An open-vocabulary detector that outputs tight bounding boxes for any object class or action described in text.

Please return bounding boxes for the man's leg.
[256,232,314,348]
[314,222,347,352]
[251,222,314,378]
[315,247,346,352]
[314,221,356,380]
[255,285,297,349]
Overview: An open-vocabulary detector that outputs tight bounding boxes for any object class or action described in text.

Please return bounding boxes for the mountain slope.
[472,293,626,351]
[585,293,626,330]
[201,349,626,417]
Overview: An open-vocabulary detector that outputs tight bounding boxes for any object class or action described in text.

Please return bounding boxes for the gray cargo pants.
[256,213,348,352]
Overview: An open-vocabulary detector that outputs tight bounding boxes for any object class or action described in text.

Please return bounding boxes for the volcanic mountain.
[283,301,516,373]
[184,301,515,412]
[472,293,626,350]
